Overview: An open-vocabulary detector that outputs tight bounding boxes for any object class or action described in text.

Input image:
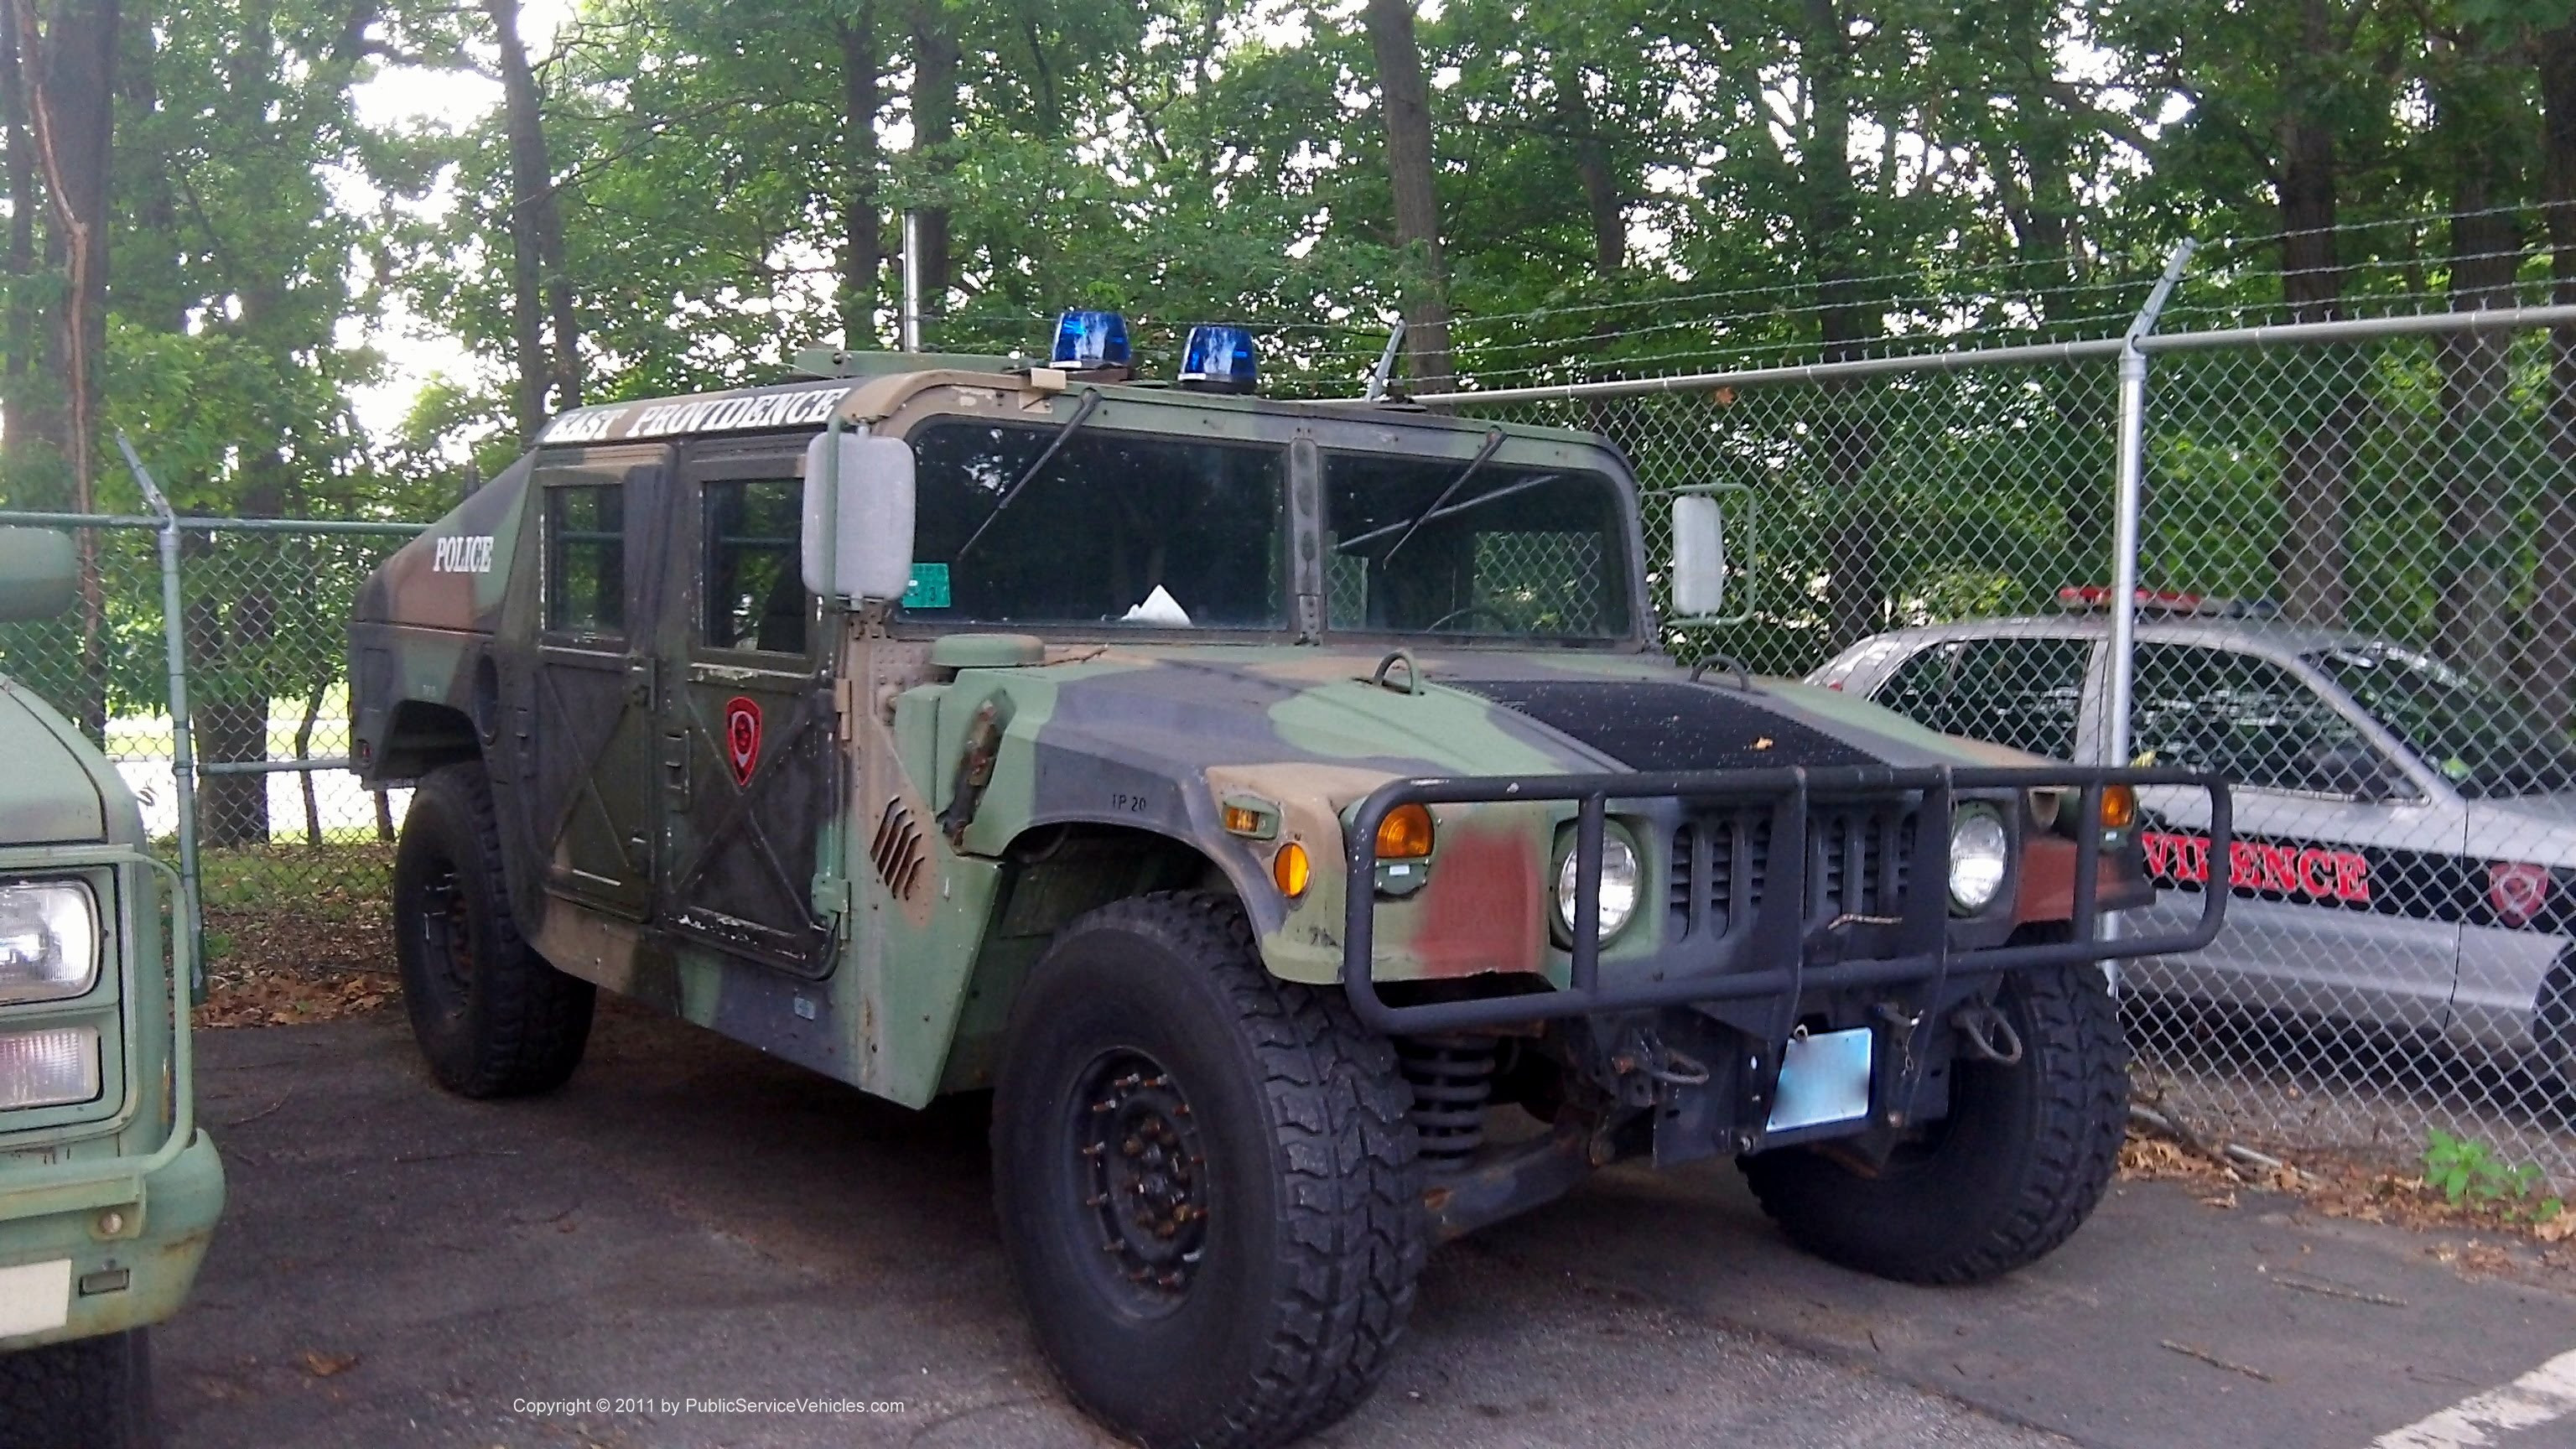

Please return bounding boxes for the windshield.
[1324,453,1634,641]
[905,419,1287,629]
[2308,644,2576,798]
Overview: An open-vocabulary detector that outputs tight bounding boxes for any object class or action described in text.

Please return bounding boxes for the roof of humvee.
[531,355,1614,452]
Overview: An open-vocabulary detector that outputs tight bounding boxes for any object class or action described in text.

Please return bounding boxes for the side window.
[2132,644,2381,794]
[1872,636,2090,760]
[703,479,808,655]
[544,484,624,636]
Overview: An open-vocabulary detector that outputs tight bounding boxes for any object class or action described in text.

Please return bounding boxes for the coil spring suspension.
[1396,1036,1497,1164]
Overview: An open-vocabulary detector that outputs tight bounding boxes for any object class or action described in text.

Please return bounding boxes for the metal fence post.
[113,434,205,998]
[2098,242,2196,974]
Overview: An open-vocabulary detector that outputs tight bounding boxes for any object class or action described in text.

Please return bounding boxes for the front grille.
[1670,805,1917,938]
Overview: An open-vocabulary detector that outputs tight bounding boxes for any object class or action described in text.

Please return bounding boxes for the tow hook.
[1950,1004,2025,1065]
[1606,1029,1710,1106]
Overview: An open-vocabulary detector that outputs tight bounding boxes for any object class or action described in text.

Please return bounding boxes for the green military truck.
[349,319,2227,1449]
[0,527,223,1448]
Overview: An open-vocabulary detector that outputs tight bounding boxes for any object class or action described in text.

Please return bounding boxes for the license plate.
[1767,1027,1874,1132]
[0,1259,70,1339]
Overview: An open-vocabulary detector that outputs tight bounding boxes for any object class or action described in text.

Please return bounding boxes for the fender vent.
[870,800,928,901]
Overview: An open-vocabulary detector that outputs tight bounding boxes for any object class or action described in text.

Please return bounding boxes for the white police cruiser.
[1811,590,2576,1088]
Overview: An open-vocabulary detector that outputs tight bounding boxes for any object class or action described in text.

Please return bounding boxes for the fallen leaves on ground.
[194,903,397,1029]
[2121,1122,2574,1259]
[299,1350,360,1379]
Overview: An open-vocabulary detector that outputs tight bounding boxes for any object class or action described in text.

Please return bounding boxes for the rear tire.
[393,761,595,1098]
[2532,956,2576,1120]
[991,891,1424,1449]
[0,1331,156,1449]
[1741,962,2128,1284]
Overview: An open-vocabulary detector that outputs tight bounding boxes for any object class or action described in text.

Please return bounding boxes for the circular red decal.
[724,697,762,787]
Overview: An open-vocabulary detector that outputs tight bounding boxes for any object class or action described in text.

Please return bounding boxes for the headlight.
[0,880,98,1005]
[0,1025,101,1110]
[1948,806,2010,915]
[1555,830,1641,940]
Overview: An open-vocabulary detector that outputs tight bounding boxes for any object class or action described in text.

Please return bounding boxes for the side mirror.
[801,429,917,603]
[0,527,76,623]
[1670,491,1727,621]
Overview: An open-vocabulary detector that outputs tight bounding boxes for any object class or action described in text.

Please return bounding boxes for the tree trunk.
[836,4,883,351]
[191,459,283,848]
[1797,0,1883,649]
[0,18,45,474]
[2431,192,2523,687]
[1557,58,1636,442]
[2271,0,2355,628]
[8,0,116,739]
[906,0,958,331]
[2531,22,2576,726]
[1363,0,1454,397]
[487,0,577,439]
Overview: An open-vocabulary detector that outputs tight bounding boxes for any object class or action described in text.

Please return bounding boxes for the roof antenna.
[1363,319,1407,401]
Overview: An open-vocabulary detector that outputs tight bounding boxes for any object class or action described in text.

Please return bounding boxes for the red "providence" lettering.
[2140,831,2371,905]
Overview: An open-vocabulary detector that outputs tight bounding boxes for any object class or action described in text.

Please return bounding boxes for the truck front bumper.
[0,1129,224,1350]
[1341,762,2232,1035]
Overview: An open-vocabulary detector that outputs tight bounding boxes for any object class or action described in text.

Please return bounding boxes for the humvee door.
[652,439,837,974]
[527,448,667,919]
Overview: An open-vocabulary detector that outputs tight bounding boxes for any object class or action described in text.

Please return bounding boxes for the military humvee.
[0,528,223,1448]
[349,324,2227,1449]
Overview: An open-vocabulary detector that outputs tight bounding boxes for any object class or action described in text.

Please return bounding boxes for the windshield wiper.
[1379,428,1504,564]
[954,388,1104,564]
[1334,470,1563,553]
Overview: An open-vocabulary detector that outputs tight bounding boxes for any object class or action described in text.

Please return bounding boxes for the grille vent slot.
[870,800,928,901]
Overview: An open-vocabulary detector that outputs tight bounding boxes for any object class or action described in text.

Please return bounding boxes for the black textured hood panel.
[1446,679,1878,772]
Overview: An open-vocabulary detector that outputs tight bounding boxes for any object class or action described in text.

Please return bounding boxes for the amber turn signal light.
[2099,784,2137,831]
[1374,802,1435,860]
[1273,841,1311,898]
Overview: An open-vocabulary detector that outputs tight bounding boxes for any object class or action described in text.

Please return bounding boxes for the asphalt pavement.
[156,1005,2576,1448]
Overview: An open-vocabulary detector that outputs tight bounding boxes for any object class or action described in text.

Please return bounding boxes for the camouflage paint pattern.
[351,362,2159,1110]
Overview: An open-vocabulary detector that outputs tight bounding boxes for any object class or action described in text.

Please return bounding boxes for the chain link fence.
[1438,221,2576,1188]
[0,511,423,1007]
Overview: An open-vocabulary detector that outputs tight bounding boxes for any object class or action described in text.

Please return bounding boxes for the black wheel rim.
[1069,1048,1210,1311]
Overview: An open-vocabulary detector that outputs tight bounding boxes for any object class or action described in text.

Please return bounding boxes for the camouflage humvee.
[0,528,223,1448]
[349,336,2227,1449]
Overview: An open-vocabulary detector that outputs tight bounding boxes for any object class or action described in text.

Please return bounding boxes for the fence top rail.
[0,511,430,536]
[1405,301,2576,408]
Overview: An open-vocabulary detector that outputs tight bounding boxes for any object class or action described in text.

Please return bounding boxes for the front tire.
[1741,963,2128,1284]
[0,1331,156,1449]
[991,892,1425,1449]
[393,761,595,1098]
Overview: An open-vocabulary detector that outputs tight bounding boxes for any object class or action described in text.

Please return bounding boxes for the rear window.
[1875,636,2091,758]
[543,484,624,636]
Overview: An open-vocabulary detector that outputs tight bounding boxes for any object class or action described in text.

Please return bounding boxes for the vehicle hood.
[0,677,116,846]
[1010,645,2030,786]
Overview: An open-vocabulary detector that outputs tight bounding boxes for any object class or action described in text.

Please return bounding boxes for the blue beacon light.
[1051,310,1132,369]
[1179,325,1259,394]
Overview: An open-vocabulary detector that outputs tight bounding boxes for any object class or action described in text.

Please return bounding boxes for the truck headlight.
[0,1026,101,1110]
[0,880,98,1005]
[1948,806,2010,915]
[1555,830,1641,940]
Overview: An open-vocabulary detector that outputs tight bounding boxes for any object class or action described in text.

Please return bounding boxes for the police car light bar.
[2054,584,2278,620]
[1052,310,1132,370]
[1179,325,1258,394]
